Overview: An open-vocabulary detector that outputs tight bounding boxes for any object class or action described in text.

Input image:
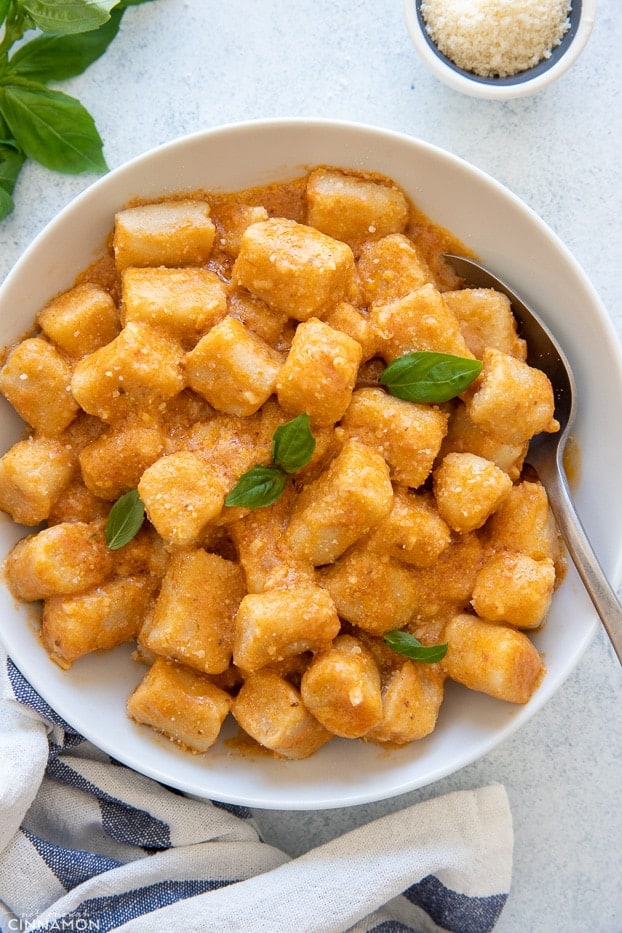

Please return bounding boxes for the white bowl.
[1,119,621,810]
[404,0,597,100]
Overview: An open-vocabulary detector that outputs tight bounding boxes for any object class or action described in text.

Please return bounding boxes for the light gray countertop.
[1,2,621,930]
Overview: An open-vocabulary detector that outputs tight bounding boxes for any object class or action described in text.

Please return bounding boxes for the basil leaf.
[272,413,316,474]
[20,0,118,35]
[105,489,145,549]
[0,144,26,192]
[0,82,107,173]
[9,8,123,82]
[0,0,11,23]
[0,109,12,139]
[383,630,448,663]
[380,351,483,403]
[0,144,26,218]
[225,416,316,509]
[225,465,287,510]
[0,185,14,221]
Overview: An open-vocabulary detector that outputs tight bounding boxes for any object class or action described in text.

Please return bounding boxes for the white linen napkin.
[0,645,513,933]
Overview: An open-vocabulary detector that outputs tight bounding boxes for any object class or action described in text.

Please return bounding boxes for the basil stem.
[380,351,482,404]
[383,629,448,663]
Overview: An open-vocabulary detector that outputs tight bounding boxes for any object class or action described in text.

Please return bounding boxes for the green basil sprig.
[225,413,316,510]
[383,629,448,664]
[271,412,316,473]
[105,488,145,550]
[223,465,287,510]
[380,351,482,404]
[0,0,159,221]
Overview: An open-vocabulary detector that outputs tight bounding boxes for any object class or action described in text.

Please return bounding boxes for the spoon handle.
[539,456,622,664]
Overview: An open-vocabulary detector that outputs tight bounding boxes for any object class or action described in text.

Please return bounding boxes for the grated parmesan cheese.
[420,0,572,78]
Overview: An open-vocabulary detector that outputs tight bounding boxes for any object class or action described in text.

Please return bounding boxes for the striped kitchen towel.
[0,645,513,933]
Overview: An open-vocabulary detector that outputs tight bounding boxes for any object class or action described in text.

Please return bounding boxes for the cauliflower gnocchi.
[0,166,564,759]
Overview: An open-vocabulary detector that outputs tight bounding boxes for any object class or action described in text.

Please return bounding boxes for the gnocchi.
[0,166,563,759]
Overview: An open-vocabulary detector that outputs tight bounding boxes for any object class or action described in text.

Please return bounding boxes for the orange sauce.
[562,434,581,492]
[77,168,468,302]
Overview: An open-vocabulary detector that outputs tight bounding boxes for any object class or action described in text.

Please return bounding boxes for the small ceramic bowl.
[404,0,596,100]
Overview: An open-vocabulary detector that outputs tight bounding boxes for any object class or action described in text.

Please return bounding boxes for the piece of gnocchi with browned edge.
[127,657,232,753]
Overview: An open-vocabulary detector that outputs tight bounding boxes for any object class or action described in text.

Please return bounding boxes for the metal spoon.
[445,253,622,664]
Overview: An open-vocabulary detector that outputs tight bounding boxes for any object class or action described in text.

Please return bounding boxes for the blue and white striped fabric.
[0,645,513,932]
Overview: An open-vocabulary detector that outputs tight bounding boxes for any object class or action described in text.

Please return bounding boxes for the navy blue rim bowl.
[415,0,582,86]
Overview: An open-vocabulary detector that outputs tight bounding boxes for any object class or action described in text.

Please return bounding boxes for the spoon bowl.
[446,253,622,664]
